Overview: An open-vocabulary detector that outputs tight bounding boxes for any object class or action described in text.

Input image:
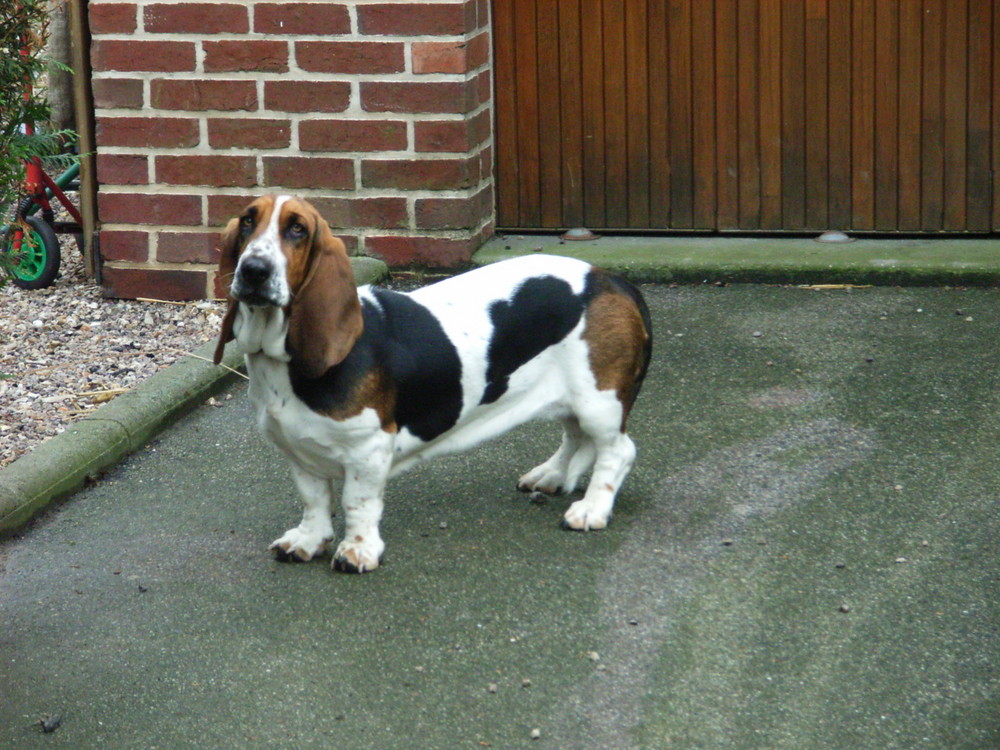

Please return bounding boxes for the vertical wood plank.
[581,0,606,227]
[536,0,562,226]
[513,0,540,226]
[942,0,968,230]
[827,0,852,228]
[736,0,760,228]
[898,0,923,231]
[626,0,651,227]
[668,0,693,227]
[804,0,829,230]
[921,0,944,230]
[781,0,806,228]
[851,0,875,229]
[492,0,519,226]
[874,0,899,230]
[603,0,629,227]
[648,0,671,226]
[993,0,1000,229]
[558,0,584,227]
[691,0,716,228]
[759,0,782,228]
[715,0,739,229]
[965,0,992,231]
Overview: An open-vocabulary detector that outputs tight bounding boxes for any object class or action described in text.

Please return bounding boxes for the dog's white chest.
[245,354,380,477]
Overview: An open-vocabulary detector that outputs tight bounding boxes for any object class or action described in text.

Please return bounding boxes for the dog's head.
[214,195,363,378]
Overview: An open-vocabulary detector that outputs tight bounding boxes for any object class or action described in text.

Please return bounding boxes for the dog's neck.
[233,303,291,362]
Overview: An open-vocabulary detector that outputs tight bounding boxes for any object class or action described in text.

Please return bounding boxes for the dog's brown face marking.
[229,195,321,296]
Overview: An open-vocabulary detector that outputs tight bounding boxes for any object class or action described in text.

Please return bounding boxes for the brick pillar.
[88,0,494,300]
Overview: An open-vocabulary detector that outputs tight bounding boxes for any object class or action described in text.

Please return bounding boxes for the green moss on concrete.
[475,235,1000,286]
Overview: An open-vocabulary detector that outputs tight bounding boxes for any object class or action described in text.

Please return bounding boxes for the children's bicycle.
[2,157,82,290]
[2,6,83,291]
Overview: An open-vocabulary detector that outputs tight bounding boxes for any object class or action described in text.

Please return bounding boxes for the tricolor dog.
[214,195,652,573]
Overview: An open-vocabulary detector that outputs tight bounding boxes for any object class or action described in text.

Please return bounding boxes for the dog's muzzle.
[232,255,283,307]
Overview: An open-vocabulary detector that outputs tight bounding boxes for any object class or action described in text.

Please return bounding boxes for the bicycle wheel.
[3,215,61,290]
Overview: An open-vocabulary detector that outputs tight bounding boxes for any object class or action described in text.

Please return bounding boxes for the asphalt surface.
[1,283,998,749]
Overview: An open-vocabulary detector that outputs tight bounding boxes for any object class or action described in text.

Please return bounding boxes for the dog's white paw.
[270,527,331,562]
[561,499,611,531]
[332,535,385,574]
[517,466,567,495]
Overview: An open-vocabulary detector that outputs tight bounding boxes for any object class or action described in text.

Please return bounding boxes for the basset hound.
[214,195,652,573]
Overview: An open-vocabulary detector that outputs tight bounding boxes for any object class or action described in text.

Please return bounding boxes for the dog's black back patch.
[480,275,586,405]
[290,289,463,442]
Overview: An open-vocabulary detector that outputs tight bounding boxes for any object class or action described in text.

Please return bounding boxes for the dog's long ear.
[286,218,363,379]
[213,217,241,365]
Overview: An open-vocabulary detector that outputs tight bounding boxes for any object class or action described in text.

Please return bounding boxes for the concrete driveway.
[2,283,997,749]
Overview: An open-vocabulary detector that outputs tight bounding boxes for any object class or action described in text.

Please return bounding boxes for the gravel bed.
[1,235,224,468]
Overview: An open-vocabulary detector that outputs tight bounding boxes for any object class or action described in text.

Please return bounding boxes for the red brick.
[88,3,137,34]
[102,267,208,301]
[99,230,149,262]
[208,118,291,150]
[415,186,492,230]
[365,235,476,267]
[361,80,478,114]
[151,79,257,111]
[264,81,350,113]
[311,197,408,230]
[98,192,202,225]
[467,31,490,69]
[156,155,257,188]
[358,3,475,36]
[254,3,350,35]
[96,117,199,148]
[144,3,248,33]
[92,78,144,109]
[414,110,490,152]
[157,231,221,264]
[475,68,491,106]
[296,41,404,74]
[96,153,149,185]
[262,157,355,190]
[208,194,257,225]
[204,40,288,73]
[91,40,195,73]
[412,41,468,74]
[299,120,407,153]
[362,157,478,191]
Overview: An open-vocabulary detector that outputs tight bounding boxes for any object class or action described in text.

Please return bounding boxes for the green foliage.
[1,0,76,282]
[1,0,76,211]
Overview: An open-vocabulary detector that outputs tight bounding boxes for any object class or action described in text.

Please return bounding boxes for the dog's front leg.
[332,437,393,574]
[270,465,336,562]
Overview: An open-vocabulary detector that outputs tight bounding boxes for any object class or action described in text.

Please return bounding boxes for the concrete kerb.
[0,256,389,538]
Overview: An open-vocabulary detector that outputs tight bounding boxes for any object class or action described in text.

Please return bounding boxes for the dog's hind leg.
[517,417,586,495]
[561,395,636,531]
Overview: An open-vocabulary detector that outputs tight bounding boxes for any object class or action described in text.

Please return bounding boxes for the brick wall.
[88,0,494,300]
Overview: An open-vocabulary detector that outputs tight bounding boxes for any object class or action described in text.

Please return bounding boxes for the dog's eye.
[239,215,253,232]
[287,222,307,238]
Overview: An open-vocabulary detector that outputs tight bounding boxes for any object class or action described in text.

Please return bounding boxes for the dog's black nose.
[239,256,271,286]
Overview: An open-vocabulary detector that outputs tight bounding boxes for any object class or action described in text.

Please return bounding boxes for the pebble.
[530,728,542,740]
[839,603,852,613]
[2,246,224,468]
[487,683,498,694]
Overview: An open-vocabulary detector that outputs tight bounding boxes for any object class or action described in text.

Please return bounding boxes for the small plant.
[1,0,76,284]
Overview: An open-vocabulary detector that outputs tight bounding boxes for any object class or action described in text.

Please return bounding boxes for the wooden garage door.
[493,0,1000,232]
